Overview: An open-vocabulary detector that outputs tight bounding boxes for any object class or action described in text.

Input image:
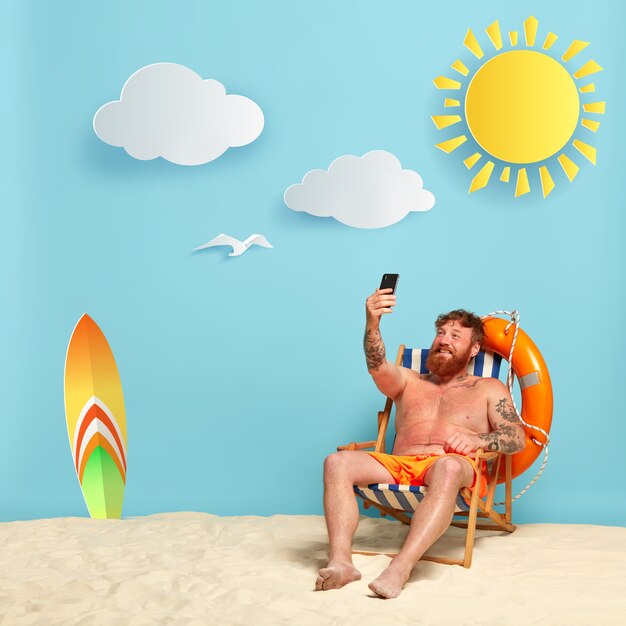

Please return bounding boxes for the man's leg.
[316,450,394,591]
[368,456,474,599]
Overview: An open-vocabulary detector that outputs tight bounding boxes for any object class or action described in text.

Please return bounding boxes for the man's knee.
[324,451,356,479]
[427,456,473,489]
[324,451,348,473]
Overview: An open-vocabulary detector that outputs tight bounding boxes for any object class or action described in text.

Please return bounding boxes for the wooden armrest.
[477,450,501,462]
[337,440,377,452]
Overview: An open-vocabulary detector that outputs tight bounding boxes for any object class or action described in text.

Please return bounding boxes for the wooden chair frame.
[337,344,517,568]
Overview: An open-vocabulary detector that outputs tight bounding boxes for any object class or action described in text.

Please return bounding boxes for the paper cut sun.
[432,16,605,198]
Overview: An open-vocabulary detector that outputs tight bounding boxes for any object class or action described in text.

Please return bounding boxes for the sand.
[1,513,624,625]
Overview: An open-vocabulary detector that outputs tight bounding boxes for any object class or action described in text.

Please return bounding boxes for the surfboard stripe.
[74,399,127,472]
[78,434,126,485]
[75,414,127,480]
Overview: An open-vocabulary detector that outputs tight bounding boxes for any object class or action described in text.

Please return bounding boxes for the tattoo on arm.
[364,328,386,371]
[477,432,520,454]
[478,398,524,454]
[496,398,518,423]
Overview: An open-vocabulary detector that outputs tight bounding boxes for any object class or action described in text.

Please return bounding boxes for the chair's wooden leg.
[505,454,513,525]
[463,494,479,568]
[476,499,516,532]
[484,455,501,513]
[462,454,483,568]
[354,551,465,566]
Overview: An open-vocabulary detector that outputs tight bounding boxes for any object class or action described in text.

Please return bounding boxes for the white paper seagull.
[193,233,274,257]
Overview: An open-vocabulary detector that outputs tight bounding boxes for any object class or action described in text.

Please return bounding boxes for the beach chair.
[338,314,553,568]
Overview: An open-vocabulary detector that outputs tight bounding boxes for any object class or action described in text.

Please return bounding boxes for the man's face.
[426,320,478,377]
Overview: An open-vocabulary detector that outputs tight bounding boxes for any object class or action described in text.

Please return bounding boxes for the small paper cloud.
[284,150,435,229]
[93,63,264,165]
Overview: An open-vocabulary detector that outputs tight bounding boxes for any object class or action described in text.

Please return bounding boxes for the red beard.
[426,344,473,377]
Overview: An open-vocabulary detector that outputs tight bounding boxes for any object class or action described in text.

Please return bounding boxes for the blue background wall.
[2,0,624,525]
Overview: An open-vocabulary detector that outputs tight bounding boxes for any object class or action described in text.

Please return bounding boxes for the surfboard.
[64,314,127,519]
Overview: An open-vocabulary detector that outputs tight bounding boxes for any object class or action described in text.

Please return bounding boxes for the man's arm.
[478,384,526,453]
[443,380,526,456]
[364,289,407,399]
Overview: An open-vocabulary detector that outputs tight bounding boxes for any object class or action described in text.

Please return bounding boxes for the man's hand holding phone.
[365,274,399,326]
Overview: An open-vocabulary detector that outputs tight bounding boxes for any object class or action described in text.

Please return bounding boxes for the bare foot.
[368,562,412,599]
[315,561,362,591]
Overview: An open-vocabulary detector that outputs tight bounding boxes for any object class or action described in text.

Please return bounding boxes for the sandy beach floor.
[1,513,624,625]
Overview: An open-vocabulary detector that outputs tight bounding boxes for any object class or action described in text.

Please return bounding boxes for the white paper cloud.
[93,63,264,165]
[284,150,435,229]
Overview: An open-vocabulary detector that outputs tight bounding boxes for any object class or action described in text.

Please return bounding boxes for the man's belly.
[391,442,447,455]
[392,418,483,456]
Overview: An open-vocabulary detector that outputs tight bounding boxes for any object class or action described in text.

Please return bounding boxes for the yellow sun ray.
[464,29,484,58]
[583,101,606,113]
[485,21,503,50]
[435,135,467,153]
[432,16,604,200]
[469,161,494,192]
[451,60,469,76]
[573,139,597,164]
[431,115,462,129]
[515,168,530,197]
[581,118,601,132]
[573,60,603,79]
[542,32,558,50]
[539,166,555,198]
[524,16,538,47]
[562,40,589,62]
[464,152,482,169]
[558,154,579,182]
[433,76,462,89]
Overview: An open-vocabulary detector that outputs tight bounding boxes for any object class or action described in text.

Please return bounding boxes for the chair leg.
[505,454,513,525]
[477,500,516,532]
[462,484,480,568]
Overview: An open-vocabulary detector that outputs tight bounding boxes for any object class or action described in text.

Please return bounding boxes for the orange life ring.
[482,317,553,481]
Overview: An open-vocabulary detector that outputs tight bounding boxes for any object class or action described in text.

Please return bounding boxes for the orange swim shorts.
[365,452,488,499]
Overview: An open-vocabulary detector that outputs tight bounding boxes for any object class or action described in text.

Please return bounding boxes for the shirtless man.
[315,288,525,599]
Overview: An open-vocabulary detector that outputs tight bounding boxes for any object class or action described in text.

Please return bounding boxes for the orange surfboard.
[64,315,127,518]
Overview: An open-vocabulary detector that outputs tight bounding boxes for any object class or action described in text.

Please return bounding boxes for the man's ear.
[470,342,481,358]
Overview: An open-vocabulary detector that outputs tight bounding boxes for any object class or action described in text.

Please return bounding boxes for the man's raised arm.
[363,289,406,399]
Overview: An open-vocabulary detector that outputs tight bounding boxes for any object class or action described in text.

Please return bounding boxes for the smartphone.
[379,273,399,294]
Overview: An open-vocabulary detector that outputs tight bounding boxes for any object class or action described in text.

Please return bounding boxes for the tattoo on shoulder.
[450,377,481,389]
[495,398,518,423]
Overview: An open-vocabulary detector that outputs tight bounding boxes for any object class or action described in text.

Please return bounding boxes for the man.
[316,288,525,599]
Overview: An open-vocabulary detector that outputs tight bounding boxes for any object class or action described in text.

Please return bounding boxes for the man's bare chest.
[397,377,487,423]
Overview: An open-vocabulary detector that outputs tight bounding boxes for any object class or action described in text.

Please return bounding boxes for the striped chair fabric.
[354,348,503,515]
[356,483,471,513]
[402,348,502,378]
